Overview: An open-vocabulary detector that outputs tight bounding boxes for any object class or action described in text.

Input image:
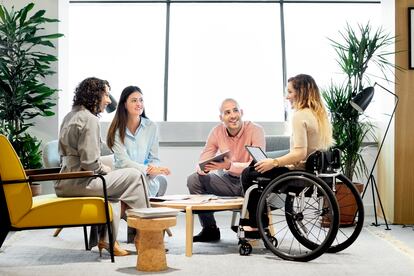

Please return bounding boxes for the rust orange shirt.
[198,121,265,176]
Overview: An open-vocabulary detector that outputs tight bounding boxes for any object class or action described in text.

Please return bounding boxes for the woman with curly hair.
[240,74,334,233]
[55,77,148,257]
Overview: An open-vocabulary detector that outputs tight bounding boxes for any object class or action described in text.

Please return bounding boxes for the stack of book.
[126,207,179,218]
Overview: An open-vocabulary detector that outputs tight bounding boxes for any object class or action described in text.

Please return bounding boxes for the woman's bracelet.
[272,158,279,168]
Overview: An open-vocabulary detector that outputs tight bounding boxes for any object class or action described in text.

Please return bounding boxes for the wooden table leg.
[53,228,63,237]
[165,228,173,237]
[268,205,275,236]
[185,206,193,257]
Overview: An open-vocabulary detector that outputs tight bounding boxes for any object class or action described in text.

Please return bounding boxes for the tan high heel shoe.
[98,240,129,257]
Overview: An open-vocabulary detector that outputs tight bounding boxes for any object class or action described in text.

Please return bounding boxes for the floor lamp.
[350,82,398,230]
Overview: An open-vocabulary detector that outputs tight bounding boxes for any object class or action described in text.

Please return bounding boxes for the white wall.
[377,0,396,223]
[159,147,202,195]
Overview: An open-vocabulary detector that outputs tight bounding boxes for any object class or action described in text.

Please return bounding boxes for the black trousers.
[241,165,289,227]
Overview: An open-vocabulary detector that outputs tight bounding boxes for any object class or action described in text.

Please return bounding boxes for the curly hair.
[73,77,110,115]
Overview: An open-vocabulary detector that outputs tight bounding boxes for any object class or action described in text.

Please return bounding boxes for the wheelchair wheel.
[264,236,278,249]
[238,241,252,256]
[257,171,339,262]
[326,174,364,253]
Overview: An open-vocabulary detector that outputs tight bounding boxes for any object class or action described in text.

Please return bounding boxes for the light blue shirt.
[112,117,163,196]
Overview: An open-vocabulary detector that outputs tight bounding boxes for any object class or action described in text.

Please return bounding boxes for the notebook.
[198,150,230,171]
[126,207,179,218]
[245,145,267,162]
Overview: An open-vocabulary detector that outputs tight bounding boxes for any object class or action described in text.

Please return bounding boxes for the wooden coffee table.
[151,195,244,257]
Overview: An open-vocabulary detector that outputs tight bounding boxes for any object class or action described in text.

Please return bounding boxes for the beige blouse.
[55,106,111,192]
[290,108,324,169]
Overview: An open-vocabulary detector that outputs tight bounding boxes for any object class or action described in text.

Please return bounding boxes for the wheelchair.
[236,149,364,262]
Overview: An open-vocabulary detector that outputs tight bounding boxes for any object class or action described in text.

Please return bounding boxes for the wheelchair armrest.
[253,177,272,186]
[256,177,271,182]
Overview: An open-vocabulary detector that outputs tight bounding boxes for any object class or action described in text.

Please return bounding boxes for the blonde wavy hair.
[288,74,334,149]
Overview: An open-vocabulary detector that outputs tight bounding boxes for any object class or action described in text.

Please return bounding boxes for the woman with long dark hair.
[107,86,170,197]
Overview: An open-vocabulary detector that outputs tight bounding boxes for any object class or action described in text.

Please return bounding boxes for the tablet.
[199,150,230,171]
[245,145,267,162]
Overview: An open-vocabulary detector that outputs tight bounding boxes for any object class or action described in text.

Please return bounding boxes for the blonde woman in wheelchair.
[240,74,334,239]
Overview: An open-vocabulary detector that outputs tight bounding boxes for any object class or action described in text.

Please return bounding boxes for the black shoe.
[232,225,261,239]
[193,226,220,242]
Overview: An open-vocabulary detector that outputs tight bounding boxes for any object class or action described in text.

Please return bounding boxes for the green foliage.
[0,3,63,169]
[323,83,375,179]
[10,133,43,169]
[322,23,396,180]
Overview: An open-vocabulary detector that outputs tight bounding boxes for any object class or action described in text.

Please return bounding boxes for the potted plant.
[0,3,63,195]
[322,22,397,181]
[322,23,397,224]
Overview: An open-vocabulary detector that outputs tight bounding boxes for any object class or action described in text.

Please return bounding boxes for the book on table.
[126,207,179,218]
[150,194,217,205]
[149,194,192,202]
[150,194,243,205]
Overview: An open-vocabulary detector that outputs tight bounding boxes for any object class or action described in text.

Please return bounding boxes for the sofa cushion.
[42,140,59,168]
[265,135,290,152]
[266,149,290,159]
[42,140,113,170]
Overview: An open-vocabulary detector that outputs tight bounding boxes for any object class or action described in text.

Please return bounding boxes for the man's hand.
[203,156,231,172]
[254,158,274,173]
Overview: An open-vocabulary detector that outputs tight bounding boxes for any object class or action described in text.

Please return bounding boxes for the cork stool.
[127,216,177,272]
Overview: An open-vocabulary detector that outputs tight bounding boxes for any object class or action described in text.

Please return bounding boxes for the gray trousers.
[187,170,243,228]
[154,174,168,196]
[56,168,149,244]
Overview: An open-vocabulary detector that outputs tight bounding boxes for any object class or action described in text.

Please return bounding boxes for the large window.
[68,1,381,122]
[168,3,283,121]
[284,3,381,88]
[68,3,166,121]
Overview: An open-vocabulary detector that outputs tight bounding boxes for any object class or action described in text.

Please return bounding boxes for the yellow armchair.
[0,135,115,262]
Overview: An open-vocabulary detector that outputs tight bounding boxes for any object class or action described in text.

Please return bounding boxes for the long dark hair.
[73,77,110,116]
[107,86,147,149]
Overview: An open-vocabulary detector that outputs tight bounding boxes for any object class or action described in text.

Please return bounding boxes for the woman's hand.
[254,158,276,173]
[147,164,171,176]
[159,166,171,175]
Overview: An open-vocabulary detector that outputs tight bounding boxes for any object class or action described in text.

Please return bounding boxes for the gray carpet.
[1,213,414,276]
